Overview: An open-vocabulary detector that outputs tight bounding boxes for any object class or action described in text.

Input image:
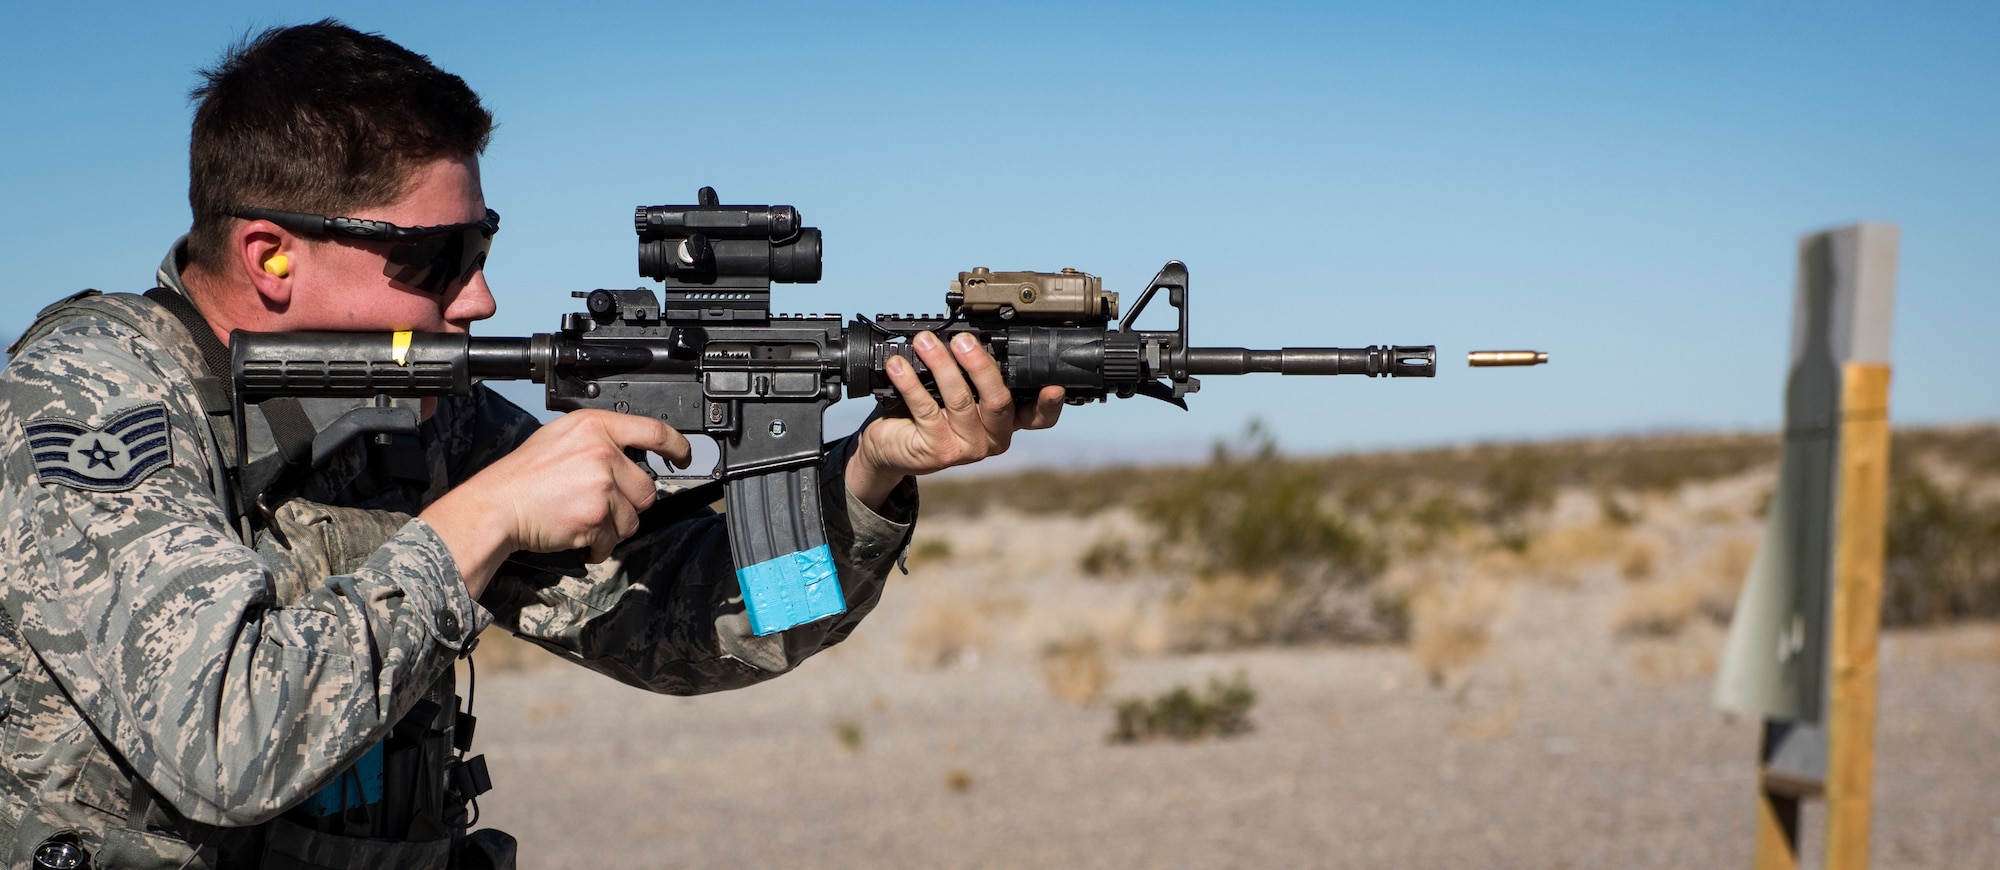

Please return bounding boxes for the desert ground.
[466,431,2000,869]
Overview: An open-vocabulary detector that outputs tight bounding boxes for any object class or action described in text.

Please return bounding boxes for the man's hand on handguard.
[422,410,691,595]
[846,330,1066,510]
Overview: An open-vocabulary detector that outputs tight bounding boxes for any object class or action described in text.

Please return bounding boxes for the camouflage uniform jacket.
[0,242,915,867]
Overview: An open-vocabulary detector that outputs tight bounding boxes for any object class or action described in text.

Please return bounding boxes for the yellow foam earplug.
[264,254,290,278]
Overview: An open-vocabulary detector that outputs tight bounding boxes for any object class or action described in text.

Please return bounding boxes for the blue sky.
[3,1,1994,459]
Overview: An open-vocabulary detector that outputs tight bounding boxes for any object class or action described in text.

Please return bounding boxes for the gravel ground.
[464,501,2000,869]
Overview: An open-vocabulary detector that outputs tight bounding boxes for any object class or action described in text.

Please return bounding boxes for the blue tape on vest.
[740,544,845,636]
[302,740,385,816]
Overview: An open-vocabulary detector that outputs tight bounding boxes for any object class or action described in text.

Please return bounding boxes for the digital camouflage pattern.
[0,243,915,867]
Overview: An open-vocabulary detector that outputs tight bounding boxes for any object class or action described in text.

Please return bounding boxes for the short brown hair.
[185,20,494,270]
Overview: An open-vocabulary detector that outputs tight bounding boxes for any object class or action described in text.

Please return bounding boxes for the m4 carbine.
[231,188,1435,635]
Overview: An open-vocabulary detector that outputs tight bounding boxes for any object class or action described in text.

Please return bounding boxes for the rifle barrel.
[1185,345,1436,378]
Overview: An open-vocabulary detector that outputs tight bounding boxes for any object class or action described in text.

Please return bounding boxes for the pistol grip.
[726,466,844,635]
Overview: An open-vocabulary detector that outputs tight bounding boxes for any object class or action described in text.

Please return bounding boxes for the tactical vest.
[0,290,513,870]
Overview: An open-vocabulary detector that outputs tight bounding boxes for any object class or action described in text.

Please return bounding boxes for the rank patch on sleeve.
[25,403,175,492]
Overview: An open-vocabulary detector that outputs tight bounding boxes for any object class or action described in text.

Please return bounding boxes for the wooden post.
[1723,223,1896,870]
[1824,363,1891,869]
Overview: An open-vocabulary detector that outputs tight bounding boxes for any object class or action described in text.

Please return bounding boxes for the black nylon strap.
[259,397,317,467]
[142,286,316,510]
[127,774,155,831]
[143,287,234,417]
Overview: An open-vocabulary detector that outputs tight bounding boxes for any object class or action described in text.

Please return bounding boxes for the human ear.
[236,223,293,308]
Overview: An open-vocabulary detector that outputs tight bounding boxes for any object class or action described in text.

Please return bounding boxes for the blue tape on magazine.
[740,545,845,635]
[302,740,384,816]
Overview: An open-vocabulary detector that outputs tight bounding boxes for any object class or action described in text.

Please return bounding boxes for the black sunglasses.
[231,206,500,296]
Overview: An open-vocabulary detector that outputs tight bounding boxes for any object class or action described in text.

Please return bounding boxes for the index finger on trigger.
[608,447,661,510]
[603,413,693,469]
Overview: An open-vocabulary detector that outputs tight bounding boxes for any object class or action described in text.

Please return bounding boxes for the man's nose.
[445,268,497,326]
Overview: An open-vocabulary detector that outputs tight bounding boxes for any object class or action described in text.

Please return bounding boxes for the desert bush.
[1107,672,1256,743]
[1079,535,1134,577]
[1040,634,1115,707]
[1620,545,1656,582]
[1612,582,1701,638]
[1898,426,2000,475]
[1139,424,1399,648]
[922,430,1797,521]
[1599,490,1643,527]
[1883,467,2000,626]
[1161,572,1409,651]
[832,719,863,753]
[1586,435,1777,493]
[1411,579,1506,686]
[1482,446,1557,551]
[905,537,953,568]
[1695,537,1758,623]
[1611,536,1755,638]
[1403,492,1476,552]
[1143,425,1380,581]
[903,596,991,669]
[920,465,1192,518]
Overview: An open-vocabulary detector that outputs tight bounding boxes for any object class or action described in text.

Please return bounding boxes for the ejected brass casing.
[1467,350,1549,367]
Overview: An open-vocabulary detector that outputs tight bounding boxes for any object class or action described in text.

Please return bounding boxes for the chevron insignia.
[25,403,175,492]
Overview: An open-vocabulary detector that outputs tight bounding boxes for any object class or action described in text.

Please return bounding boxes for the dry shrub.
[1402,492,1476,554]
[1897,425,2000,476]
[905,537,953,568]
[1107,672,1257,743]
[1611,536,1755,638]
[1883,466,2000,626]
[1079,535,1134,578]
[944,768,974,793]
[1144,428,1380,581]
[1142,424,1396,649]
[1039,633,1115,707]
[1411,579,1507,686]
[1513,521,1634,586]
[1163,573,1286,651]
[832,719,863,753]
[903,595,991,669]
[1599,490,1643,526]
[1620,545,1657,582]
[1164,572,1408,651]
[923,430,1799,521]
[1626,623,1724,683]
[921,465,1191,518]
[1122,608,1173,658]
[1612,581,1701,638]
[1481,447,1558,551]
[1698,536,1758,622]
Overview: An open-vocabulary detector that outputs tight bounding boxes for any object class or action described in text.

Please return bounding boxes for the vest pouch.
[260,814,451,870]
[457,828,518,870]
[8,798,203,870]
